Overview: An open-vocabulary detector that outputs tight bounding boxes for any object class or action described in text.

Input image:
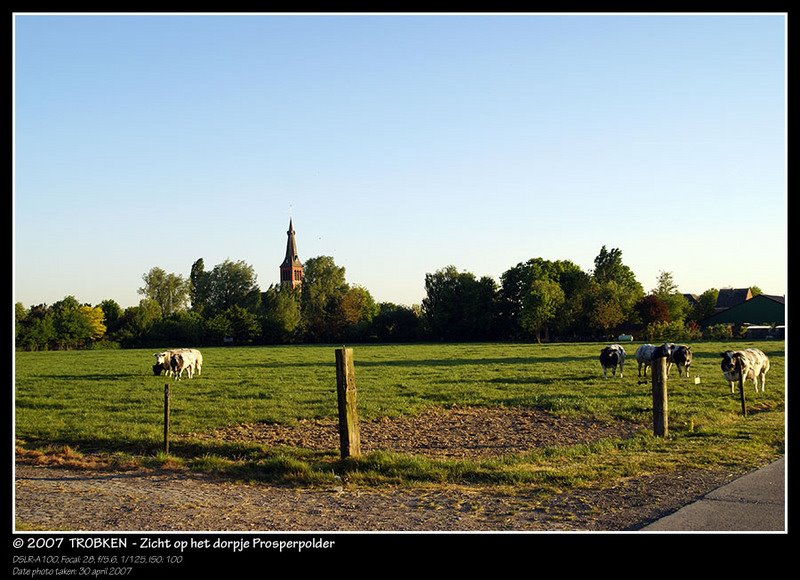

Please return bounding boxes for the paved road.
[641,456,786,532]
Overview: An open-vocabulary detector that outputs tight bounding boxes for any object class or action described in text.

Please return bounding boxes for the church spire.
[279,218,303,288]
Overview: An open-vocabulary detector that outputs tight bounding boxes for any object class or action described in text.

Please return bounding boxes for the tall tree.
[581,281,625,337]
[99,299,123,332]
[652,270,689,324]
[520,278,565,343]
[339,286,378,330]
[261,284,302,343]
[206,259,260,317]
[190,258,212,315]
[139,267,190,316]
[15,303,55,351]
[50,296,93,349]
[422,266,499,341]
[589,246,643,329]
[499,258,589,339]
[593,246,640,290]
[300,256,349,342]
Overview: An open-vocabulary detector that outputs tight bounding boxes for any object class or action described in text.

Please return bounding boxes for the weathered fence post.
[164,383,170,454]
[651,354,669,437]
[335,347,361,459]
[737,360,747,417]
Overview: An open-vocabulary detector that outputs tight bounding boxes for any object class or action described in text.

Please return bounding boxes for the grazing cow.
[635,344,656,377]
[170,349,198,380]
[153,348,203,378]
[668,344,693,378]
[635,343,675,378]
[720,349,770,394]
[154,351,174,377]
[599,344,626,378]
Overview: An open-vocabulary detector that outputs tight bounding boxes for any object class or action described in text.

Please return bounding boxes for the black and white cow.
[668,344,693,378]
[720,349,770,394]
[599,344,626,378]
[635,344,656,377]
[635,343,675,378]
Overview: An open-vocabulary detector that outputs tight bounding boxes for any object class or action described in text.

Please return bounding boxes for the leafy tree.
[15,302,27,342]
[224,305,261,344]
[260,284,302,343]
[190,258,212,314]
[204,314,232,345]
[371,303,420,342]
[50,296,93,349]
[205,259,261,317]
[589,247,643,330]
[300,256,349,342]
[652,271,689,324]
[337,285,379,341]
[498,258,589,339]
[138,267,190,316]
[15,303,55,351]
[113,299,162,347]
[635,294,671,326]
[520,278,565,343]
[749,286,763,297]
[688,288,719,323]
[99,299,123,335]
[422,266,499,341]
[80,305,107,341]
[580,281,626,337]
[147,311,204,346]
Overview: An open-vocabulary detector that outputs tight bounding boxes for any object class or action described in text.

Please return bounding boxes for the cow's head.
[170,353,183,370]
[600,347,619,363]
[653,344,672,358]
[674,345,692,364]
[720,351,739,373]
[155,352,169,365]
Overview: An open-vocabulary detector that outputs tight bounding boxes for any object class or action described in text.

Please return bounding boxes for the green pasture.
[14,341,785,487]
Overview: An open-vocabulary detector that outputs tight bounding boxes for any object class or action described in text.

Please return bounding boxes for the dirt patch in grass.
[184,406,644,459]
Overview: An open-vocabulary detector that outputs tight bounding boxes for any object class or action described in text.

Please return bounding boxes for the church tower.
[279,219,304,289]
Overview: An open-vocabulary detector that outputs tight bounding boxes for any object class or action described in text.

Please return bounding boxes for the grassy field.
[14,341,786,487]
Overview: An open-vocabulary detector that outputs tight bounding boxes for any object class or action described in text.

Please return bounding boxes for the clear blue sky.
[13,13,787,309]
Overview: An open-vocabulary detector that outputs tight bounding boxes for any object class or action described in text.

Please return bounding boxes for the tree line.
[15,247,757,351]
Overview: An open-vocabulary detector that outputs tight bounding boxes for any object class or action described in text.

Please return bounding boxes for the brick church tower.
[279,219,304,289]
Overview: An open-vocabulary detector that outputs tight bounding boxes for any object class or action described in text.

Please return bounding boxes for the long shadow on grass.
[34,374,140,381]
[487,375,594,385]
[229,356,584,371]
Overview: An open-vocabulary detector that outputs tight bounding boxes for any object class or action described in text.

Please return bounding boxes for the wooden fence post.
[335,347,361,459]
[164,383,170,454]
[651,356,668,437]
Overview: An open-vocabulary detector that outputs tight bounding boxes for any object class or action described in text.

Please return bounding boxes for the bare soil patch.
[185,406,644,459]
[14,406,750,532]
